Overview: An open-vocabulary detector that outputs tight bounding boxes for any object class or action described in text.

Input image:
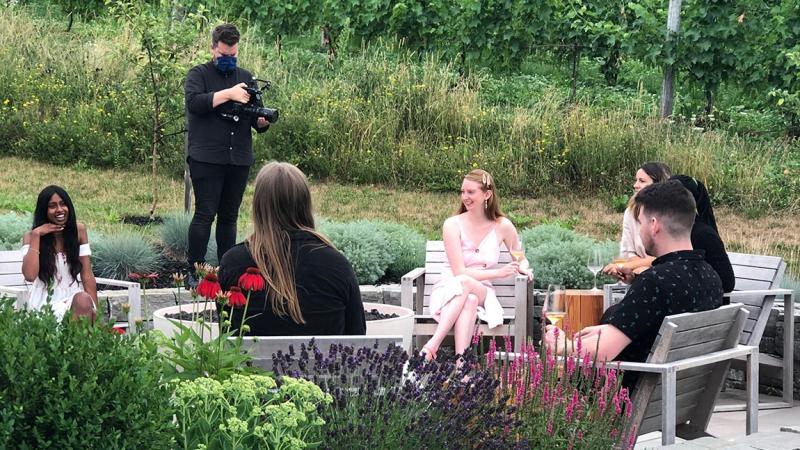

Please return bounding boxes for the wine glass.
[543,284,567,328]
[587,247,603,291]
[510,241,525,263]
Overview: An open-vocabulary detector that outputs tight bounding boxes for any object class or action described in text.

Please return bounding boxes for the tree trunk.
[145,44,160,220]
[659,0,682,118]
[276,33,282,63]
[570,44,580,102]
[66,12,74,32]
[704,88,714,116]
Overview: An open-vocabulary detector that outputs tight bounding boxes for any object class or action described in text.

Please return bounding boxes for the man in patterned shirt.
[544,180,724,370]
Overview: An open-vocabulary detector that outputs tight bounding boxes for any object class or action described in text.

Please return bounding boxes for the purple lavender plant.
[272,339,519,449]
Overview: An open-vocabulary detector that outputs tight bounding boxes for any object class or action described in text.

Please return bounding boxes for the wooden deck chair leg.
[747,351,759,435]
[127,284,141,334]
[661,369,677,446]
[782,296,794,407]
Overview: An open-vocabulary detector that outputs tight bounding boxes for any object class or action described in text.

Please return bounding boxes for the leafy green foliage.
[0,299,175,449]
[92,232,161,279]
[0,212,30,250]
[521,224,617,289]
[374,221,425,280]
[171,374,331,450]
[319,220,393,284]
[159,213,219,264]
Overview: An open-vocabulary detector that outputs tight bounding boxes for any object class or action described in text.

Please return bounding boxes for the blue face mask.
[214,55,237,73]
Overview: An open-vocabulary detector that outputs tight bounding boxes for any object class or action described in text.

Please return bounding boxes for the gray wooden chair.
[0,249,142,332]
[235,335,404,370]
[400,241,532,352]
[603,251,794,410]
[618,303,758,446]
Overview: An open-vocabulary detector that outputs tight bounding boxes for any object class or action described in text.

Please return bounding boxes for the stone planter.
[363,302,414,352]
[151,300,415,352]
[152,302,220,341]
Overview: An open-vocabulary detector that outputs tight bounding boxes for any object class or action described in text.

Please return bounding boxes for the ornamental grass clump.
[271,340,520,449]
[485,336,635,449]
[171,373,331,450]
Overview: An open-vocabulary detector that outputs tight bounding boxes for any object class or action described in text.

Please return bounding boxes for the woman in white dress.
[21,186,96,322]
[420,170,532,361]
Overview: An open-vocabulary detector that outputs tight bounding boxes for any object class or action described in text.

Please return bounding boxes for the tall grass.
[1,7,798,212]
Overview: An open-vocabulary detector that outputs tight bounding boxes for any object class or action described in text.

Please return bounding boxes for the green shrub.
[0,212,30,250]
[375,221,425,280]
[319,220,393,284]
[0,299,175,448]
[92,232,161,279]
[159,213,218,265]
[521,224,617,289]
[172,374,330,449]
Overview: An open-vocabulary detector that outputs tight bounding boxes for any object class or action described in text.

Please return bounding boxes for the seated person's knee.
[455,274,479,292]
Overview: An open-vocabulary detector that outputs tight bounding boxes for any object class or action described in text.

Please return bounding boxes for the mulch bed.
[120,215,164,226]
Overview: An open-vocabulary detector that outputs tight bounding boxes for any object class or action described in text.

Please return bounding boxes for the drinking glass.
[587,247,603,291]
[510,241,525,263]
[543,284,567,328]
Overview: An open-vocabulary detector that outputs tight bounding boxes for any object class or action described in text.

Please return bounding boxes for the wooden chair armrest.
[95,277,139,288]
[94,278,142,334]
[614,345,758,373]
[401,267,426,311]
[725,289,793,301]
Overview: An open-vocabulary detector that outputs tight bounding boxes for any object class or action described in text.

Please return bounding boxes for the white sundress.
[428,218,505,329]
[21,243,93,321]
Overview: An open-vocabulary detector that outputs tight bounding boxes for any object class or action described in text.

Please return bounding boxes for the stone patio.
[635,398,800,449]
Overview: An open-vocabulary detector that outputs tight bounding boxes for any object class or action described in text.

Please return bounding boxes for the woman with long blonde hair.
[218,162,366,335]
[420,169,532,361]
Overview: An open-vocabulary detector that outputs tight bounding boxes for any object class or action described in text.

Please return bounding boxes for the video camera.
[218,78,279,124]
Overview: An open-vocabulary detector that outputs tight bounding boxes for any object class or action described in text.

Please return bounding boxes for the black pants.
[187,158,250,266]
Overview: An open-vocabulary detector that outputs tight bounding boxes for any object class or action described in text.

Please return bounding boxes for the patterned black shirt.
[600,250,724,365]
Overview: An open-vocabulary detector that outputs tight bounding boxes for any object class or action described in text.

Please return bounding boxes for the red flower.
[143,272,159,280]
[238,267,266,292]
[197,273,222,299]
[128,273,141,281]
[111,326,126,335]
[227,286,247,308]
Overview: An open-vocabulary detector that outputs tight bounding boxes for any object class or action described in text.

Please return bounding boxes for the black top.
[692,222,735,293]
[184,61,268,166]
[218,230,366,336]
[601,250,724,386]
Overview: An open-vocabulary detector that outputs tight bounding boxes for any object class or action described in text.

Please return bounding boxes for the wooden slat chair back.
[0,250,142,332]
[728,252,786,291]
[236,335,404,371]
[401,241,531,352]
[623,304,754,445]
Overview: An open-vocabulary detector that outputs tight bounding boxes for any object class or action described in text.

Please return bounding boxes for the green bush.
[0,299,175,448]
[92,232,161,279]
[159,213,218,265]
[521,224,617,289]
[319,220,393,284]
[374,221,425,280]
[0,212,30,250]
[171,374,330,449]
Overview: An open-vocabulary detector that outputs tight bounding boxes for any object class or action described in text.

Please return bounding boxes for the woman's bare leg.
[423,275,487,356]
[71,292,96,324]
[453,278,488,354]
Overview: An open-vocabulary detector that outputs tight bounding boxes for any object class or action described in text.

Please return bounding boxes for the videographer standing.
[184,23,269,283]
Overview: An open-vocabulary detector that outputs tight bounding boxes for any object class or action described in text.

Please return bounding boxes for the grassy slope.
[1,157,797,277]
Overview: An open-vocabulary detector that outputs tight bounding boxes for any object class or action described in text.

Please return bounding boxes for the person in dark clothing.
[218,162,366,336]
[671,175,735,293]
[544,181,724,387]
[184,23,270,278]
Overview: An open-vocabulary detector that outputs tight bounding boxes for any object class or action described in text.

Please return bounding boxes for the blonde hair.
[458,169,505,220]
[247,161,332,324]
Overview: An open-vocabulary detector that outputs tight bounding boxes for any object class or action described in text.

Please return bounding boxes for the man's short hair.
[212,24,240,47]
[633,180,696,237]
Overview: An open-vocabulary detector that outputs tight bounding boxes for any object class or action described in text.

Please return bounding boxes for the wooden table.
[563,289,604,337]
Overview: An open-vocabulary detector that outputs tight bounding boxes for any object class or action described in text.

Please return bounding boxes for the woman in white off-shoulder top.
[21,186,97,322]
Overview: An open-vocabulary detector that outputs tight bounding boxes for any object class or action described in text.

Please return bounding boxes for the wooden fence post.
[659,0,682,118]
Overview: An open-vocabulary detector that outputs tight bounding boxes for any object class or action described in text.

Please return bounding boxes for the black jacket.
[218,230,367,336]
[184,61,268,166]
[692,222,736,293]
